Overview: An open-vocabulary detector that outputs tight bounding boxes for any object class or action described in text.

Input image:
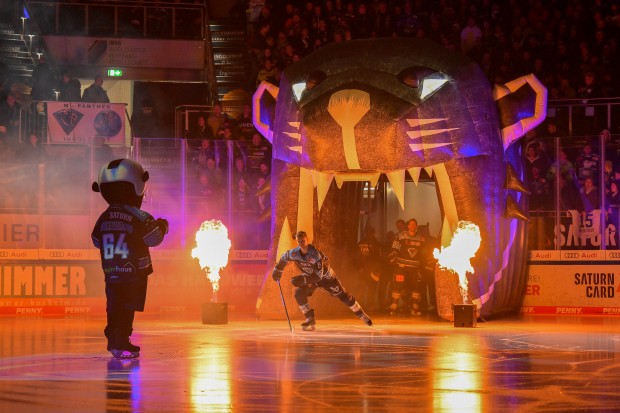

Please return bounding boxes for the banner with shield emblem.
[46,102,126,145]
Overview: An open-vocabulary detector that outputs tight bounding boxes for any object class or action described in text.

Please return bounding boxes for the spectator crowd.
[245,0,619,100]
[185,103,272,248]
[1,0,620,251]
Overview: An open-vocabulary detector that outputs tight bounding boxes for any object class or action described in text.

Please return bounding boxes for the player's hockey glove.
[387,251,397,263]
[272,269,282,281]
[156,218,169,234]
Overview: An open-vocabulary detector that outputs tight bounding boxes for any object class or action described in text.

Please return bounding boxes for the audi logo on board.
[235,252,253,259]
[563,252,580,258]
[608,252,620,259]
[48,251,65,258]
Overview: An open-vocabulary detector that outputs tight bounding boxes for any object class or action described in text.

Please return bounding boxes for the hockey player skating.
[91,159,168,358]
[271,231,373,330]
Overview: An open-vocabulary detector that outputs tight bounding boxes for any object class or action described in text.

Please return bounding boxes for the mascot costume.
[91,159,168,358]
[253,38,546,321]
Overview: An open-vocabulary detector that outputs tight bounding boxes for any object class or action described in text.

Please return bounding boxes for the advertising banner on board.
[522,264,620,315]
[0,258,266,316]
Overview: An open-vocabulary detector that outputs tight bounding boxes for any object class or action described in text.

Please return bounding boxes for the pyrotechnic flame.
[191,220,231,302]
[433,221,481,303]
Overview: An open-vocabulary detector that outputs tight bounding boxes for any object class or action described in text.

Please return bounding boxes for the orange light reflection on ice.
[432,335,484,413]
[190,340,231,410]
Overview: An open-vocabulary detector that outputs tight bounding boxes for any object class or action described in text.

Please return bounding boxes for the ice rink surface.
[1,313,620,412]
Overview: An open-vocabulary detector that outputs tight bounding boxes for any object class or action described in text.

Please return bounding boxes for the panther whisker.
[407,128,459,139]
[406,118,447,127]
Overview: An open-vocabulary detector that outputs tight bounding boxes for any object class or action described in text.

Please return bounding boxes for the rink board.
[523,251,620,316]
[0,250,267,316]
[2,248,620,316]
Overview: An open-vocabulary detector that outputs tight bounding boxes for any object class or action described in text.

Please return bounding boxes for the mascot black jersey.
[92,204,165,283]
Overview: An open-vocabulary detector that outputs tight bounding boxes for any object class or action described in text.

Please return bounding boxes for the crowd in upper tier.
[244,0,619,99]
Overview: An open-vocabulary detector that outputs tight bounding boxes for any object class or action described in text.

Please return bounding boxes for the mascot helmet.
[92,159,150,207]
[94,158,149,196]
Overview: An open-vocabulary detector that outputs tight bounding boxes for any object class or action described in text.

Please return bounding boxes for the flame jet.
[434,221,481,304]
[191,220,231,303]
[253,38,546,320]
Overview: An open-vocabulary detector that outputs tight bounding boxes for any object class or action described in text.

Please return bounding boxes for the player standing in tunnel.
[389,218,429,316]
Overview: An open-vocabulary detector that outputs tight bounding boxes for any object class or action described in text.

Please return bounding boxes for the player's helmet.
[95,158,149,197]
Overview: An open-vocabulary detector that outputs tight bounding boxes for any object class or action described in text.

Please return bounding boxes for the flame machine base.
[453,304,477,328]
[202,302,228,325]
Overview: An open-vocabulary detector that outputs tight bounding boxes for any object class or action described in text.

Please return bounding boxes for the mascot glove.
[272,269,282,282]
[156,218,169,234]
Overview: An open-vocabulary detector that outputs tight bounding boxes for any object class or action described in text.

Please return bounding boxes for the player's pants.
[291,274,356,309]
[391,266,422,310]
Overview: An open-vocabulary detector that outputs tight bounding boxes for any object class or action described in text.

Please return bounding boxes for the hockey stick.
[277,280,293,333]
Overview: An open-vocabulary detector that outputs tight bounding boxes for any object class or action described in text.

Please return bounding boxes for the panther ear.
[494,74,547,151]
[252,81,279,144]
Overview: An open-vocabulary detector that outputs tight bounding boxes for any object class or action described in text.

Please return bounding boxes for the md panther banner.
[47,102,126,145]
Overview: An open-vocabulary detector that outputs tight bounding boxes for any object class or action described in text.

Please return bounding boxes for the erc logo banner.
[47,102,126,144]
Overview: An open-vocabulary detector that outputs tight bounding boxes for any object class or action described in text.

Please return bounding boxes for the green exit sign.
[107,68,123,77]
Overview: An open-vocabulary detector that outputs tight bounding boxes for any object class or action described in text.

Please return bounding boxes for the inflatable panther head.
[253,38,546,320]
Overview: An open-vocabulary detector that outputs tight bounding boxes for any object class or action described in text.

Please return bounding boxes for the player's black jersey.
[357,236,382,273]
[391,230,427,268]
[91,204,165,283]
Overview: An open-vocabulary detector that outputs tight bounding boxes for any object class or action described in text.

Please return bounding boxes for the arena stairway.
[0,22,37,92]
[208,21,251,102]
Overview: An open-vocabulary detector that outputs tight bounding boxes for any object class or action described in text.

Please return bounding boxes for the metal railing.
[18,100,48,144]
[0,136,271,251]
[526,127,620,250]
[174,104,246,140]
[26,0,206,40]
[547,97,620,138]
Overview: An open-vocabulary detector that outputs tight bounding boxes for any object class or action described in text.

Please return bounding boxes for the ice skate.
[411,293,422,316]
[109,339,140,359]
[348,301,373,326]
[410,302,422,316]
[356,311,373,326]
[388,303,398,316]
[110,349,140,359]
[301,316,316,331]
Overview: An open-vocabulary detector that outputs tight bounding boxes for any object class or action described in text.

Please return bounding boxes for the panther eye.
[398,67,449,99]
[292,69,327,102]
[420,75,448,99]
[292,82,306,101]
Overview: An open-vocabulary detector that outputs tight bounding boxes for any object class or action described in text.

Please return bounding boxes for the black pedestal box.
[202,302,228,324]
[453,304,477,327]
